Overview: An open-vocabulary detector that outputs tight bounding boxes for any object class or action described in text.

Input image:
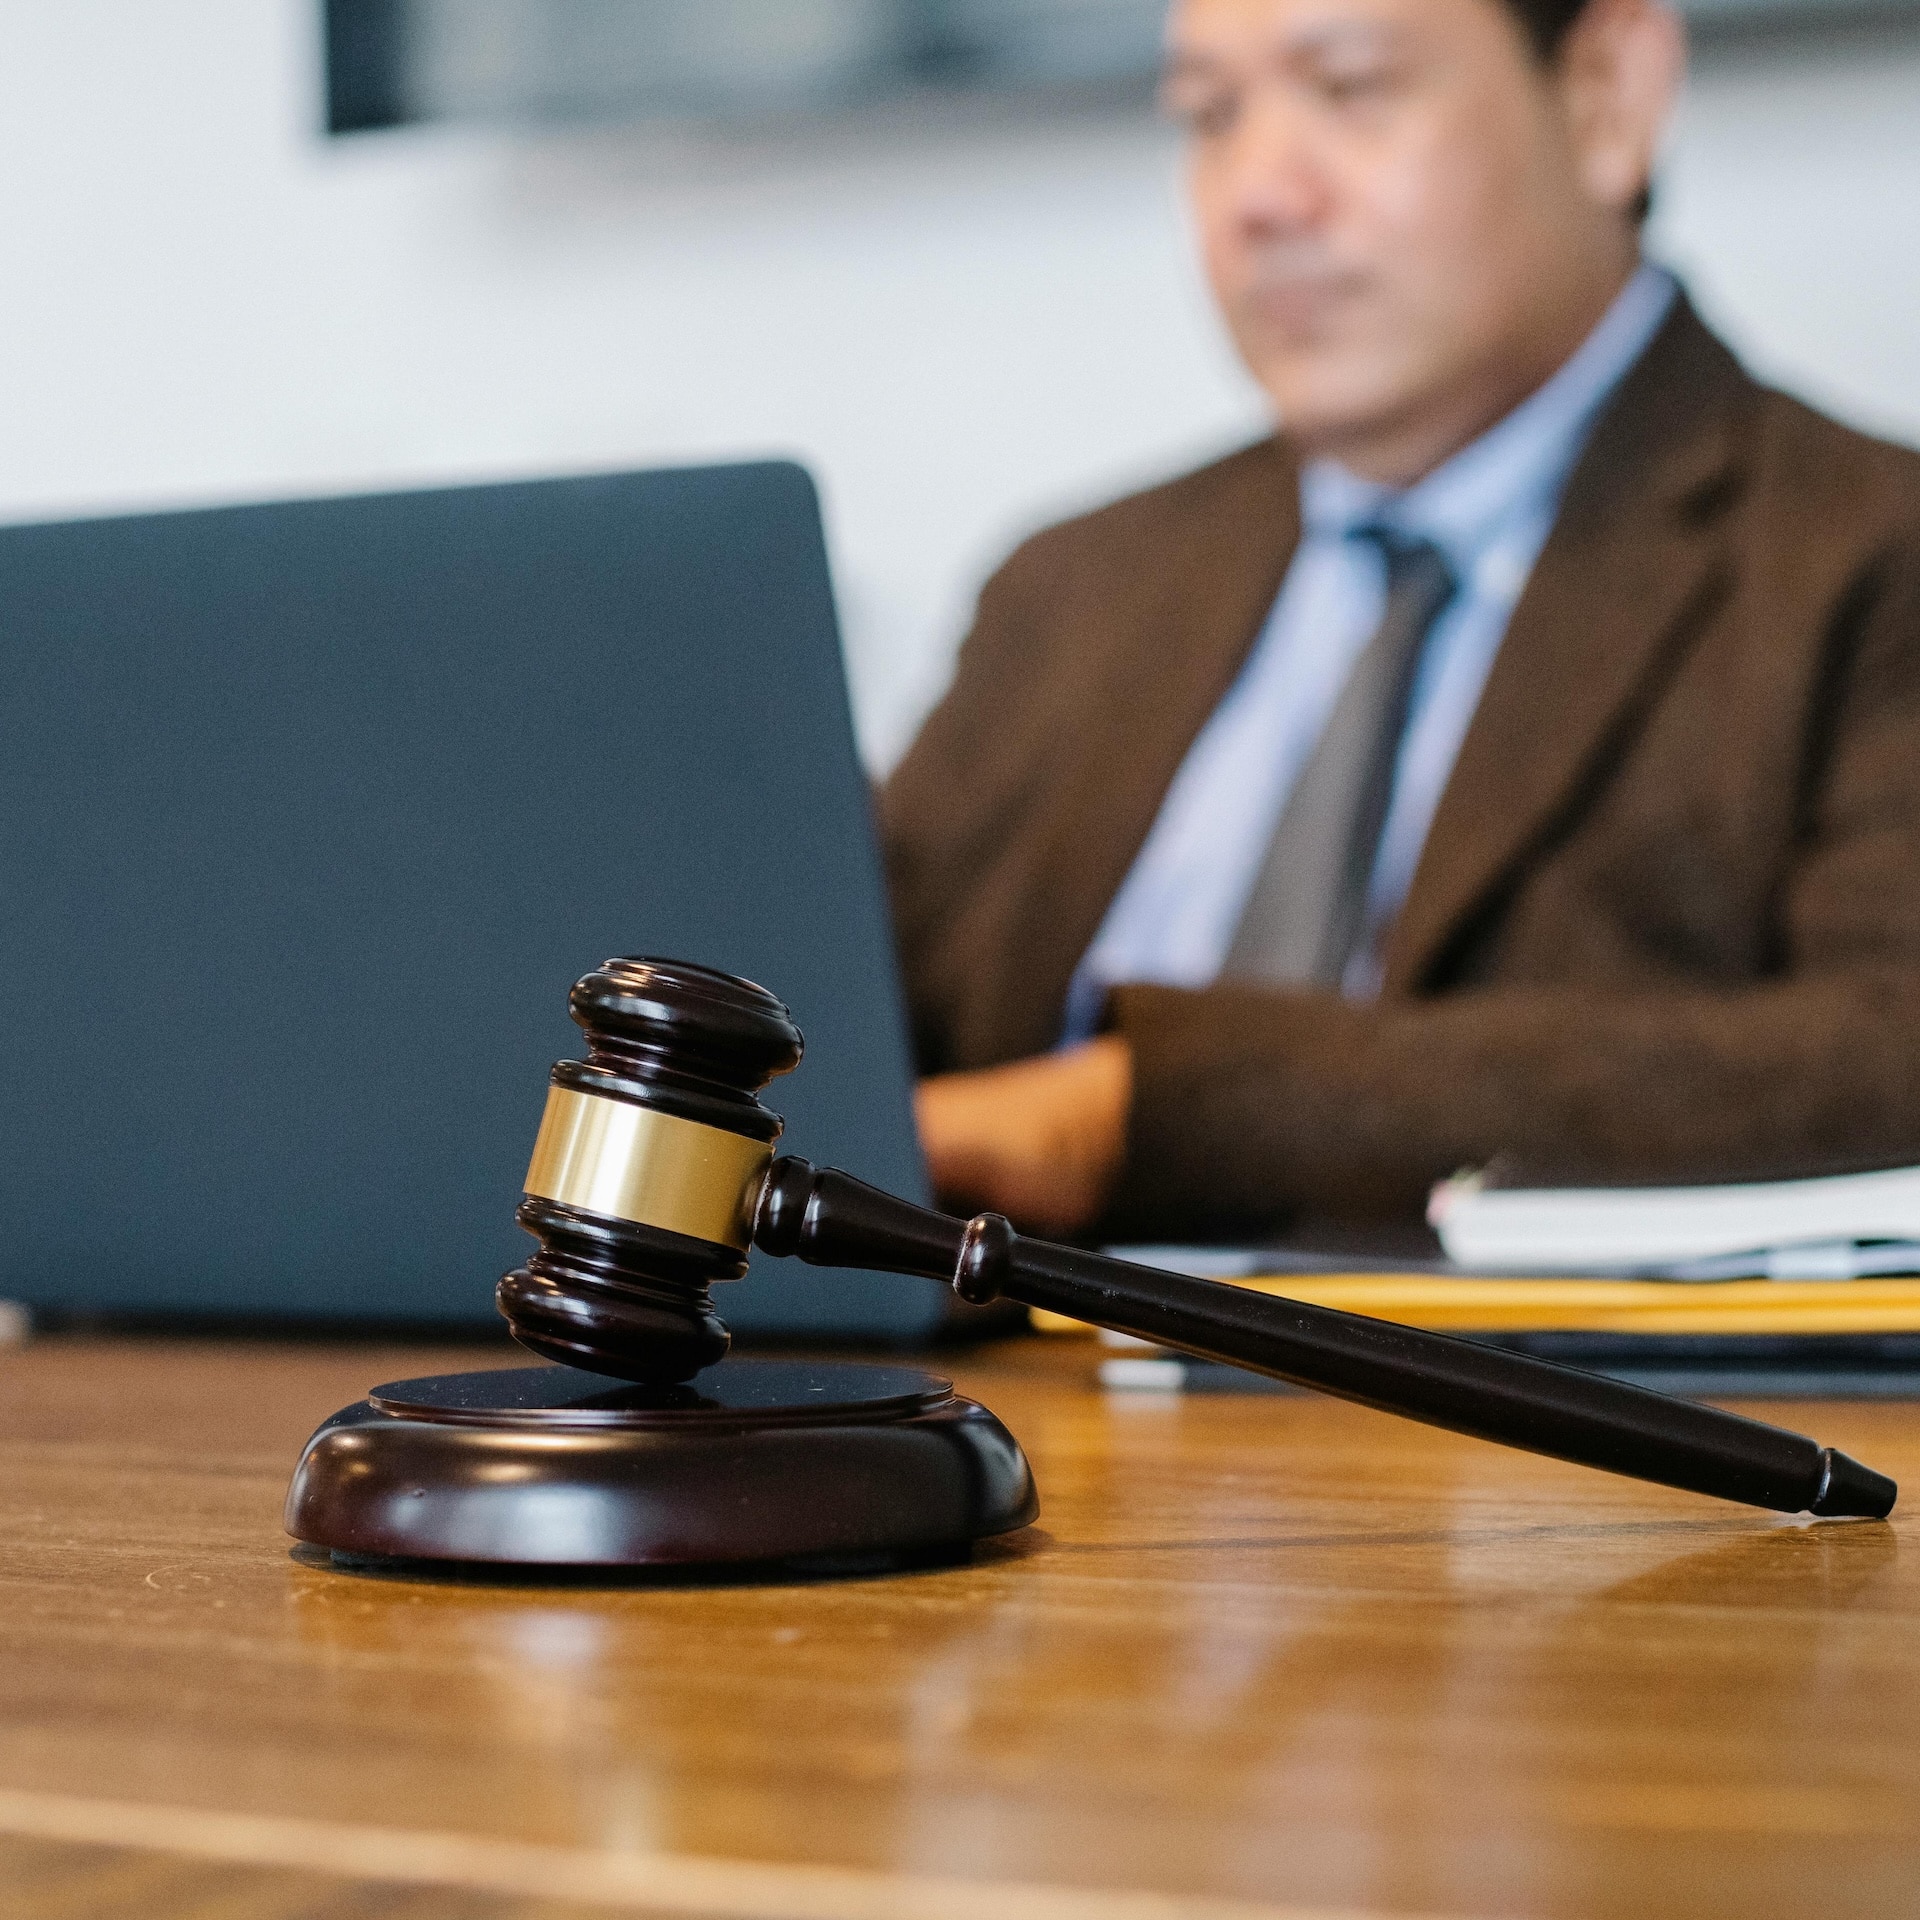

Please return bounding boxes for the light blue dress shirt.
[1061,264,1678,1042]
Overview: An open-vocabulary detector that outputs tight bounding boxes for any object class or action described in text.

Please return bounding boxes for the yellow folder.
[1030,1273,1920,1338]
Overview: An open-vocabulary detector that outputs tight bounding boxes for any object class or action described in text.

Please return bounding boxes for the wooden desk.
[0,1334,1916,1919]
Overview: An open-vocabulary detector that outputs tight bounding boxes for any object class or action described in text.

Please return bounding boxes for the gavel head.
[495,957,803,1383]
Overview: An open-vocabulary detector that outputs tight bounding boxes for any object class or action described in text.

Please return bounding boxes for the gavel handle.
[752,1157,1896,1519]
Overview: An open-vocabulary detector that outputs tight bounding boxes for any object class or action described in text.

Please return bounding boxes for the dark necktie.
[1221,530,1458,989]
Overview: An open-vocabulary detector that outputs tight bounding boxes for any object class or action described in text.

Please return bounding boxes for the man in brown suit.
[883,0,1920,1242]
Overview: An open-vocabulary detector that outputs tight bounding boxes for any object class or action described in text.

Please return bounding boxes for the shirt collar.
[1299,262,1678,572]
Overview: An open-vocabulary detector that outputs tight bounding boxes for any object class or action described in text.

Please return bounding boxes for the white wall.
[2,4,1918,772]
[1657,33,1920,450]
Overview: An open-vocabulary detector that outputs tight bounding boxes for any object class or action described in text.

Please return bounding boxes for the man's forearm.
[1106,972,1920,1237]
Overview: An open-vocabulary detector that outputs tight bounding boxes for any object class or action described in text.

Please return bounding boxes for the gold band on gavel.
[522,1084,773,1251]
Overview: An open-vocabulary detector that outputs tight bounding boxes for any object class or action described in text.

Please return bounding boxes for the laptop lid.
[0,461,949,1337]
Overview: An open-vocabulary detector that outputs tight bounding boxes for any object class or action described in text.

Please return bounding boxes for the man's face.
[1165,0,1647,478]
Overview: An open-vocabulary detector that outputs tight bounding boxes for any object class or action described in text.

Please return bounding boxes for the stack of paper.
[1036,1164,1920,1399]
[1427,1161,1920,1278]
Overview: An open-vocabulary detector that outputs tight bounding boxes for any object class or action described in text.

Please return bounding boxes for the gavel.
[504,957,1892,1517]
[288,956,1894,1577]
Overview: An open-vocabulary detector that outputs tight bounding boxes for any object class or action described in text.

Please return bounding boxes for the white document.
[1429,1163,1920,1277]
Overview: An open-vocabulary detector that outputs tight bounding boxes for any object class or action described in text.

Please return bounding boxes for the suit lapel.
[984,441,1301,1057]
[1380,301,1756,996]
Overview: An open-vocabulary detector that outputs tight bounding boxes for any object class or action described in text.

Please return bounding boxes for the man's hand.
[914,1036,1132,1238]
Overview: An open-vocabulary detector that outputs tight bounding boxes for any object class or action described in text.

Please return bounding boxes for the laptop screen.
[0,461,941,1336]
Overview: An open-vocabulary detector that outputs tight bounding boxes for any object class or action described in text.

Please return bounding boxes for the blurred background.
[1,0,1916,774]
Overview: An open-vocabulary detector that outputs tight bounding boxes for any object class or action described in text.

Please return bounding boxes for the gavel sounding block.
[285,1360,1037,1571]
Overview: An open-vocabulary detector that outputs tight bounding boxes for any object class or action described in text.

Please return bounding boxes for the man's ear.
[1557,0,1687,220]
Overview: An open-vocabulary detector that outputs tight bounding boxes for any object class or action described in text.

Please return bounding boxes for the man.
[882,0,1920,1243]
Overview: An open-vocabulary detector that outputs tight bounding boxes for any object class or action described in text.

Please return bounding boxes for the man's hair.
[1503,0,1592,59]
[1502,0,1656,221]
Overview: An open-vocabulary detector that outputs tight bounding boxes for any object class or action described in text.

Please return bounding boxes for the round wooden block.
[284,1360,1038,1571]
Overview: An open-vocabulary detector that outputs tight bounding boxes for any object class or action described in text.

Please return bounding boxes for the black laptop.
[0,461,952,1337]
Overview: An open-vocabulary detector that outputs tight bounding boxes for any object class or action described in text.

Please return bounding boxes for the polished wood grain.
[0,1333,1917,1918]
[0,1831,615,1920]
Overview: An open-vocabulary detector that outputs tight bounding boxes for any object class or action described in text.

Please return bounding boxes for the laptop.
[0,461,955,1338]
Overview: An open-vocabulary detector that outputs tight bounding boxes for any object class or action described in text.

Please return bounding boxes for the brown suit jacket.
[880,298,1920,1236]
